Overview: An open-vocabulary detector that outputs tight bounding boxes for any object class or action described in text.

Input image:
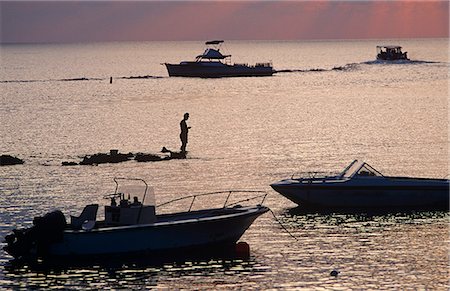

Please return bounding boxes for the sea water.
[0,39,448,289]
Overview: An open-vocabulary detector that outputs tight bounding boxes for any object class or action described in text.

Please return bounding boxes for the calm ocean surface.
[1,39,449,289]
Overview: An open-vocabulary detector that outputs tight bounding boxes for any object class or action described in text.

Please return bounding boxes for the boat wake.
[1,77,99,83]
[0,75,166,84]
[275,59,446,75]
[59,77,102,82]
[1,59,445,83]
[120,75,164,80]
[362,59,443,65]
[274,68,326,73]
[275,63,359,74]
[331,63,359,71]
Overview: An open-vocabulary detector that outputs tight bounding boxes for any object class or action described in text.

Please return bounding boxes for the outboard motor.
[3,210,66,260]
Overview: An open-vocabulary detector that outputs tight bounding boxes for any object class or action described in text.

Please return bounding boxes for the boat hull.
[45,206,268,259]
[165,63,274,78]
[376,54,409,61]
[271,178,449,209]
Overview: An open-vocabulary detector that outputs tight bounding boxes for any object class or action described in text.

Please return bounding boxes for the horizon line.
[1,36,448,46]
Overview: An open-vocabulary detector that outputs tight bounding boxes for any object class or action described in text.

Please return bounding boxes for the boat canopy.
[196,48,230,60]
[376,45,403,53]
[205,40,224,45]
[340,160,384,179]
[377,45,402,49]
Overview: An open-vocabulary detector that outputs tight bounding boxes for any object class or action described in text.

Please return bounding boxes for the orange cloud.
[1,1,448,43]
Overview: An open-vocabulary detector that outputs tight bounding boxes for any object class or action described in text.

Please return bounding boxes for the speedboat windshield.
[113,178,155,206]
[340,160,384,179]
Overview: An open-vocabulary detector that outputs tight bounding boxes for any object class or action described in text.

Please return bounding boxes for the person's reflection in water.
[180,112,191,153]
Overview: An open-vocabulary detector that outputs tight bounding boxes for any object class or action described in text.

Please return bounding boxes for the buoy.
[235,241,250,258]
[330,269,339,277]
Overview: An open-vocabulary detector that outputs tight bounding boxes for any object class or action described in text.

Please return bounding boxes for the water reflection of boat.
[4,178,269,262]
[376,45,409,61]
[271,160,449,210]
[164,40,274,78]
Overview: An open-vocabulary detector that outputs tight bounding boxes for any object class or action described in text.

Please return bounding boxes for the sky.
[1,1,449,43]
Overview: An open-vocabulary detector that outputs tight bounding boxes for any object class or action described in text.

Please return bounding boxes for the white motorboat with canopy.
[4,178,269,262]
[164,40,274,78]
[271,160,449,209]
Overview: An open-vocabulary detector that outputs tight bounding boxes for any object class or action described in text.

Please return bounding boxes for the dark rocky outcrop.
[62,161,78,166]
[161,147,186,159]
[135,153,166,162]
[0,155,24,166]
[133,148,187,162]
[79,150,133,165]
[77,148,187,165]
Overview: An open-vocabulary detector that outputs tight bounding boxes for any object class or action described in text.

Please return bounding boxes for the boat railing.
[255,62,272,67]
[157,190,268,212]
[234,62,272,68]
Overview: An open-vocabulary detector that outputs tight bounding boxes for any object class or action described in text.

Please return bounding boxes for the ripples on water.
[1,39,449,289]
[1,206,447,290]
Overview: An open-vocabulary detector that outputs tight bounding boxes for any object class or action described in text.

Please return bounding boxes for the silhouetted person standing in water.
[180,113,191,153]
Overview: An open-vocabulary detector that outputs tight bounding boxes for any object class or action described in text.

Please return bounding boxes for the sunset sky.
[1,1,448,43]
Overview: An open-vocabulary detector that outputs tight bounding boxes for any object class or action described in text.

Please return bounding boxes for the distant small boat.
[4,178,269,262]
[164,40,274,78]
[376,45,409,61]
[271,160,449,210]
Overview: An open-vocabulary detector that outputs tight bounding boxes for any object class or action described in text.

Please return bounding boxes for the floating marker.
[235,241,250,258]
[330,270,339,277]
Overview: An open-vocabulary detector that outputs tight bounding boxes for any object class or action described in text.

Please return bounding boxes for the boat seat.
[70,204,99,230]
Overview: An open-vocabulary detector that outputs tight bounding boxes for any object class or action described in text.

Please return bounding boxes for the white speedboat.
[164,40,274,78]
[4,178,268,262]
[271,160,449,209]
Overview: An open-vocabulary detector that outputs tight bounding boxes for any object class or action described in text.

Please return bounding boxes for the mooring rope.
[268,208,299,242]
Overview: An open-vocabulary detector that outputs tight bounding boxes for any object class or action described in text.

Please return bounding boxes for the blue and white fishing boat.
[271,160,449,209]
[164,40,274,78]
[4,178,268,262]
